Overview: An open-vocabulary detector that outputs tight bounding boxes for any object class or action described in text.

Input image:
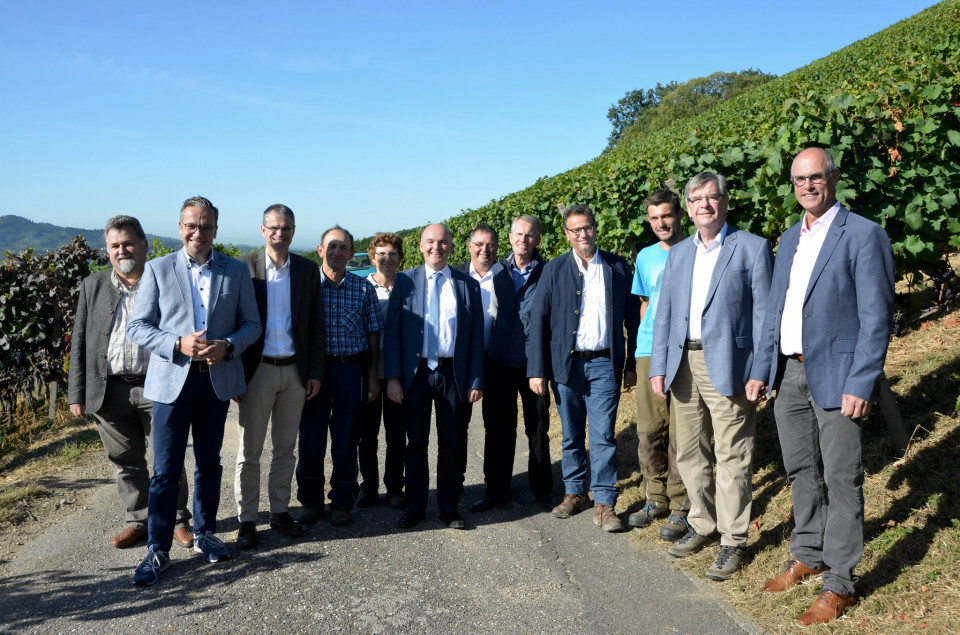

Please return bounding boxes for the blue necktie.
[427,271,444,370]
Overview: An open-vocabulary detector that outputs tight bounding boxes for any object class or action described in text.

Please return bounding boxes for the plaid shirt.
[320,271,384,356]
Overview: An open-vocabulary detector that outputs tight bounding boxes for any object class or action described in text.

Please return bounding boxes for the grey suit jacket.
[750,206,894,408]
[127,249,261,403]
[239,249,325,386]
[383,265,485,401]
[650,225,773,396]
[67,269,125,412]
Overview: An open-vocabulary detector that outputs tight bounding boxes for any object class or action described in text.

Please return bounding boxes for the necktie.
[427,271,444,370]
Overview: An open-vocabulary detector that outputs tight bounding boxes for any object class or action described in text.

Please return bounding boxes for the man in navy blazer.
[650,172,772,580]
[127,196,261,585]
[384,223,484,530]
[527,204,638,533]
[747,148,894,626]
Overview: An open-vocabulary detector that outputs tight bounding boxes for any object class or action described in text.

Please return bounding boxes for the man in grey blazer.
[384,223,485,530]
[650,172,772,580]
[747,148,894,626]
[68,215,192,550]
[234,204,324,549]
[127,196,261,586]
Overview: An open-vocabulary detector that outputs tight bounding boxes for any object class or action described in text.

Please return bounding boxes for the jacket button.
[574,310,579,315]
[576,290,581,295]
[572,330,577,335]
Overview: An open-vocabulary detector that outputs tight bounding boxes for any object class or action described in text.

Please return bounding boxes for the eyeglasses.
[686,193,724,206]
[470,241,498,250]
[790,170,835,187]
[564,224,595,236]
[264,225,295,234]
[181,223,216,234]
[374,251,399,260]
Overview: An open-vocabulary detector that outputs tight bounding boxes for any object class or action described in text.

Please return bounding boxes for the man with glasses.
[384,223,484,530]
[747,148,894,626]
[233,204,325,549]
[127,196,261,585]
[455,223,501,497]
[528,205,638,532]
[650,172,772,581]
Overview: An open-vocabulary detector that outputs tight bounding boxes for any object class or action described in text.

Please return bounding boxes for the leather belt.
[787,353,804,362]
[421,357,453,368]
[189,361,210,373]
[685,339,703,351]
[109,375,145,386]
[262,355,297,366]
[572,348,610,360]
[326,353,365,364]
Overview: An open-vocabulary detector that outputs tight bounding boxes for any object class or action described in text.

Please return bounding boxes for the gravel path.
[0,403,756,634]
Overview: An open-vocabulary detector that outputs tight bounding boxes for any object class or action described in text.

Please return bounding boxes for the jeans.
[552,356,621,507]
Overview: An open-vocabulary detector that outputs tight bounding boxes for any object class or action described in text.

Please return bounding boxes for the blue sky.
[0,0,941,250]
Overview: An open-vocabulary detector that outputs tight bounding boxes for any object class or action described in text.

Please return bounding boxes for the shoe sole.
[668,537,720,559]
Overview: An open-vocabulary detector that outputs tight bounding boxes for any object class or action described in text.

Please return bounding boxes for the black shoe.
[439,511,466,530]
[236,521,258,550]
[387,490,406,510]
[269,512,304,538]
[357,489,380,508]
[469,496,508,513]
[299,506,323,525]
[397,511,425,529]
[535,494,555,509]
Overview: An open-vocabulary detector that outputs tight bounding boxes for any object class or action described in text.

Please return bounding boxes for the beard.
[115,257,138,275]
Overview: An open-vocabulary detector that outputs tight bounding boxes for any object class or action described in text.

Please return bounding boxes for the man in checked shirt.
[296,225,383,528]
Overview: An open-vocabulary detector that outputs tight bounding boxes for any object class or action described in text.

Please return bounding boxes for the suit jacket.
[239,249,325,386]
[67,269,126,412]
[650,225,773,396]
[383,265,485,401]
[527,249,638,387]
[489,251,546,368]
[751,206,894,408]
[127,249,261,403]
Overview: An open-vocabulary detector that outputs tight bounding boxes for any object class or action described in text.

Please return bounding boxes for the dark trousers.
[296,359,363,510]
[358,379,406,494]
[148,369,229,552]
[482,359,553,499]
[404,361,462,515]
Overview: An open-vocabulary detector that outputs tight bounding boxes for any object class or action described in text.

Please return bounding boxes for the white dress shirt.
[575,250,609,352]
[186,252,213,335]
[421,265,458,359]
[262,255,296,358]
[468,261,497,349]
[688,223,729,340]
[780,202,842,355]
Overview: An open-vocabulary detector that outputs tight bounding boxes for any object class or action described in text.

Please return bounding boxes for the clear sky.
[0,0,941,251]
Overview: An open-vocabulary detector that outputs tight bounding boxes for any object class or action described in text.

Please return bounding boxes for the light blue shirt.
[631,243,670,358]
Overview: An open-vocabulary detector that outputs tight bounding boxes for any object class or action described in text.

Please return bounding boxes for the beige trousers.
[669,349,755,546]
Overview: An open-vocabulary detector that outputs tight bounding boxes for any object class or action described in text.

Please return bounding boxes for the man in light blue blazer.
[384,223,484,530]
[127,196,261,586]
[747,148,894,627]
[650,172,772,581]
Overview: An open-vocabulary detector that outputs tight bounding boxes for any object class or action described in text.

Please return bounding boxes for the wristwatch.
[224,340,235,358]
[174,337,181,355]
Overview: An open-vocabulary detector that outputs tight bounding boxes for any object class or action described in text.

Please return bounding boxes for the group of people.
[67,146,894,627]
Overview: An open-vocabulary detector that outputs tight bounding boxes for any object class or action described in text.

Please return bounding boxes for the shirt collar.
[424,264,452,279]
[110,269,140,292]
[801,201,842,235]
[693,222,729,250]
[266,254,291,273]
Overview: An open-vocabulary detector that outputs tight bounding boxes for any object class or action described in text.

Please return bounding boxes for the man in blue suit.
[650,172,772,581]
[747,148,894,626]
[527,204,638,533]
[127,196,261,585]
[384,223,485,530]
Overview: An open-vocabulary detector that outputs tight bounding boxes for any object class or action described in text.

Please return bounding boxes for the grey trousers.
[774,358,863,596]
[93,379,191,530]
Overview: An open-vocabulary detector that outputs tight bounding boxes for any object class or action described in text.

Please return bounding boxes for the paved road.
[0,403,756,634]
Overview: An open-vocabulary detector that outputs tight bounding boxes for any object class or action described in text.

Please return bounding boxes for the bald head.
[420,223,453,271]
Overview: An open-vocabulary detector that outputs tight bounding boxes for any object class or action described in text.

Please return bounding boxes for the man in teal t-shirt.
[628,188,690,541]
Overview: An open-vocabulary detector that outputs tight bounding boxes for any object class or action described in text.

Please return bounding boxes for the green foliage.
[0,238,105,404]
[425,1,960,284]
[301,250,322,266]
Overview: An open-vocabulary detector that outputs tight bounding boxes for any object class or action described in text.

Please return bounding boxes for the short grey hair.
[180,195,219,222]
[262,204,295,225]
[104,215,147,242]
[684,171,728,201]
[510,214,542,236]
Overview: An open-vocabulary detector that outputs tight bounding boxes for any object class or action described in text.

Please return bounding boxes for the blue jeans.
[148,369,229,552]
[552,356,621,507]
[297,359,363,510]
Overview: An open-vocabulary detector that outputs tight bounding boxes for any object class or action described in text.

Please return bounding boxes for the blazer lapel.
[804,206,848,303]
[174,250,195,327]
[289,254,303,327]
[206,252,225,317]
[704,227,737,310]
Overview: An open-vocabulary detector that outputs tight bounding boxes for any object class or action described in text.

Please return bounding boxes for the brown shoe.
[552,494,592,519]
[593,503,625,532]
[110,526,147,549]
[796,590,857,626]
[269,512,304,538]
[173,526,194,548]
[763,558,828,592]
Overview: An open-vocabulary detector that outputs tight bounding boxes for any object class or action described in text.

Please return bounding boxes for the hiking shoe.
[132,546,170,586]
[331,507,352,527]
[660,512,690,542]
[269,512,304,538]
[552,494,592,519]
[667,527,720,558]
[593,503,625,532]
[706,545,747,581]
[627,501,668,528]
[194,532,230,563]
[299,506,323,525]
